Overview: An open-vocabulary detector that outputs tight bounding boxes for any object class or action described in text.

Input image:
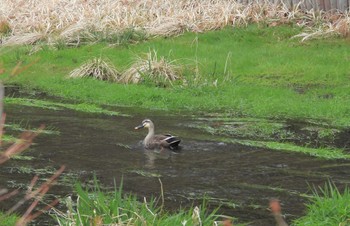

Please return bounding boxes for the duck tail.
[164,135,181,150]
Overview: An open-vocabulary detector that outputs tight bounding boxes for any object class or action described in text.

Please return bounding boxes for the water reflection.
[143,149,175,169]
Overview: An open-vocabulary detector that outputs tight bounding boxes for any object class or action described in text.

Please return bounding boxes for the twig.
[269,199,288,226]
[0,113,6,147]
[10,59,39,77]
[7,165,65,215]
[158,178,164,212]
[26,199,59,222]
[0,125,45,164]
[0,189,19,202]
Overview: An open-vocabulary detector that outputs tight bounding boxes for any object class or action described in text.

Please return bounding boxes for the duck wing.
[161,134,181,150]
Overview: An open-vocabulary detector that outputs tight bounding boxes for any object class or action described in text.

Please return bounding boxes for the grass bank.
[1,25,350,127]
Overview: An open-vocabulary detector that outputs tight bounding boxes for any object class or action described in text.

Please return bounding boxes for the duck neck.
[144,125,155,144]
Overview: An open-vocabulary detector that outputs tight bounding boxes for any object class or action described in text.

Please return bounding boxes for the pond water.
[1,95,350,225]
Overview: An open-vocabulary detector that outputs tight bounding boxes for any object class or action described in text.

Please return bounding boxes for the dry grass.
[291,11,350,41]
[0,0,349,46]
[69,57,120,82]
[119,50,180,86]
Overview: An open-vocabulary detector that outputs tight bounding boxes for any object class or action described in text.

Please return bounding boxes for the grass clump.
[69,57,120,82]
[0,19,11,36]
[54,179,223,226]
[293,182,350,226]
[0,212,19,226]
[104,27,148,46]
[120,50,181,86]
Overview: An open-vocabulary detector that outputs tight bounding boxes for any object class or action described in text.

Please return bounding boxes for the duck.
[135,119,181,150]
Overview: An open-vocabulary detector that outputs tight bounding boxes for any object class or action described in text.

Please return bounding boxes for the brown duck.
[135,119,181,150]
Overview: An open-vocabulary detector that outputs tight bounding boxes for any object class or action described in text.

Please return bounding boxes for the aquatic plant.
[69,57,120,82]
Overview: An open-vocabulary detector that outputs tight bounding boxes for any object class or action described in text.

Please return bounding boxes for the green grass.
[1,25,350,127]
[293,182,350,226]
[54,179,228,226]
[0,212,19,226]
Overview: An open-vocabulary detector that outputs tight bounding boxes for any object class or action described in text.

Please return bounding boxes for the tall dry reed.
[1,0,349,45]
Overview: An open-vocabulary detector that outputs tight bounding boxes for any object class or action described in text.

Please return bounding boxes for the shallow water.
[1,98,350,225]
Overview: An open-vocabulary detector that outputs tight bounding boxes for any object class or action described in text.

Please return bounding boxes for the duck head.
[135,119,153,130]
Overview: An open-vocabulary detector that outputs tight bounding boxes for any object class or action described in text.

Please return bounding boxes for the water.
[1,99,350,225]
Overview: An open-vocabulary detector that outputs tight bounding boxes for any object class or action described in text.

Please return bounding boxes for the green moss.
[5,97,128,116]
[221,138,350,160]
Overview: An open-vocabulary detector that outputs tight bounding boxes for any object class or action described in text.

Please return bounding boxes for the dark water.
[1,100,350,225]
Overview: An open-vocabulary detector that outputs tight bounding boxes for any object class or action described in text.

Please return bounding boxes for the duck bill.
[135,125,144,130]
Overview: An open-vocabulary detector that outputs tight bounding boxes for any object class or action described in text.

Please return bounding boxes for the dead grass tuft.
[148,17,187,37]
[119,50,181,86]
[69,58,120,82]
[335,14,350,38]
[2,32,46,46]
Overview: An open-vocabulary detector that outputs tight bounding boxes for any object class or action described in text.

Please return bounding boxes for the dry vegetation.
[69,51,181,85]
[119,50,180,85]
[69,57,120,82]
[0,0,349,46]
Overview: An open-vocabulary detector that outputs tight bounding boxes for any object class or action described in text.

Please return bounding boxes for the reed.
[1,0,349,45]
